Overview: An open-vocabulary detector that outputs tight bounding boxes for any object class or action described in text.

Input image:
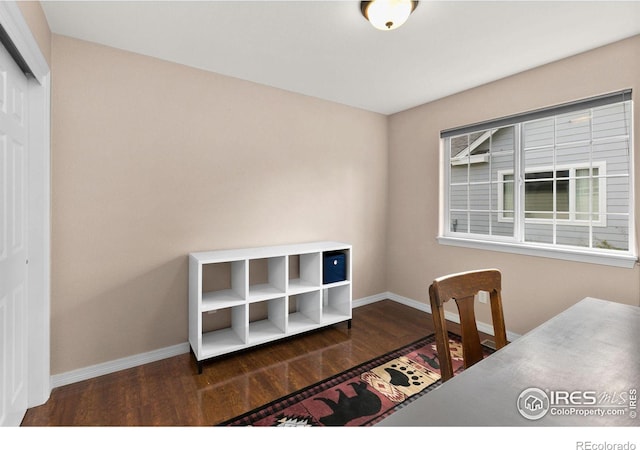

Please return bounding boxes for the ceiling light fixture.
[361,0,418,31]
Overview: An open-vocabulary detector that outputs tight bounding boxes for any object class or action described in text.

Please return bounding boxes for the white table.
[377,297,639,426]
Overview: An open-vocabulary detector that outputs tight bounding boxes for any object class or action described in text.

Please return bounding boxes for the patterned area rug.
[220,332,493,426]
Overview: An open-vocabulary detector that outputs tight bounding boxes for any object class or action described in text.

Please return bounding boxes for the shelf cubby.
[322,284,351,325]
[322,249,350,287]
[288,252,321,295]
[248,297,286,344]
[200,305,247,358]
[248,256,286,302]
[200,260,247,310]
[287,291,322,333]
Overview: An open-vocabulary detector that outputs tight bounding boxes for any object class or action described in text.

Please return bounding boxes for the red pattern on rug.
[221,333,492,426]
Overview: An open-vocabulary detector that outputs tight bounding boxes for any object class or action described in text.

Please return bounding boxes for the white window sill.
[437,236,637,269]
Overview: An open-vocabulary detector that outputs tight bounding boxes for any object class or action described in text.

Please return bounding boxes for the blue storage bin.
[323,251,346,284]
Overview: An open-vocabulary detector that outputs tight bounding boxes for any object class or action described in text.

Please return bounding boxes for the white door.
[0,40,29,427]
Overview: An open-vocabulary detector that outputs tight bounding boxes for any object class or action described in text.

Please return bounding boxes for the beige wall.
[387,35,640,335]
[16,0,51,66]
[50,35,388,374]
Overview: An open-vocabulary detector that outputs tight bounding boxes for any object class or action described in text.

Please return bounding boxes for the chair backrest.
[428,268,507,382]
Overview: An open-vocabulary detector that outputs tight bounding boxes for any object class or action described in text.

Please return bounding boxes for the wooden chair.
[429,268,508,382]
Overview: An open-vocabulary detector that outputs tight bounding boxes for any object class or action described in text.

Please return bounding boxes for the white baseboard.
[383,291,431,312]
[352,292,389,308]
[51,292,520,389]
[51,342,190,389]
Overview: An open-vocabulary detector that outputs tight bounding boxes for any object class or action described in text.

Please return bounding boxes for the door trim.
[0,1,51,410]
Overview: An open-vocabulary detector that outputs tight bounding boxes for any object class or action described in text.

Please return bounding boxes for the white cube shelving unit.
[189,241,352,373]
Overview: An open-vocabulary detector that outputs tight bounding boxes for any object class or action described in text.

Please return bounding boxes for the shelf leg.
[190,347,203,374]
[347,319,352,329]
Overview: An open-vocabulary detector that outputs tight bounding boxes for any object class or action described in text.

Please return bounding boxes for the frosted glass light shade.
[361,0,418,31]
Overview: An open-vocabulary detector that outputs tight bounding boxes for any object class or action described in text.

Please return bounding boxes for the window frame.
[438,92,636,269]
[497,161,607,227]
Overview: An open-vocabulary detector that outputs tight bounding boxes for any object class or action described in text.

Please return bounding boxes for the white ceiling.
[41,1,640,115]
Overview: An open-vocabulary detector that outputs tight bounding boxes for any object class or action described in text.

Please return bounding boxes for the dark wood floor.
[22,300,469,426]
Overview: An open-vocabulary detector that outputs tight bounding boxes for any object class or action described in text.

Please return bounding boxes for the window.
[498,162,606,225]
[440,91,635,267]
